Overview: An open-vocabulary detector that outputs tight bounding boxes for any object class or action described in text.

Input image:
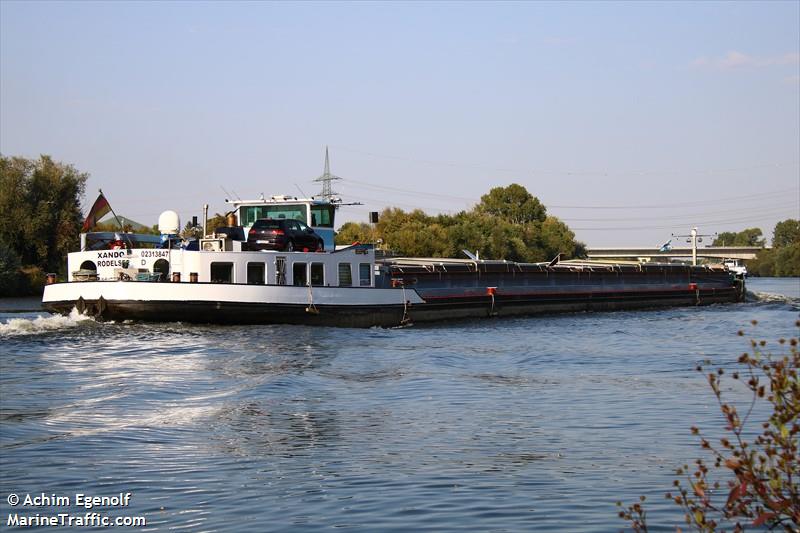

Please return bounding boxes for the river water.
[1,278,798,532]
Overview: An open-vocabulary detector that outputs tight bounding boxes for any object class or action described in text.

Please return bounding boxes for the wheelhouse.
[229,196,336,249]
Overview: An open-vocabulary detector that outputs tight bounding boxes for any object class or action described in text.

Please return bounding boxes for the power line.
[548,188,799,210]
[555,202,799,223]
[340,177,798,211]
[333,144,798,177]
[571,210,798,231]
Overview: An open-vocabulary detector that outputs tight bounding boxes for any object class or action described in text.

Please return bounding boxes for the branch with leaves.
[618,320,800,532]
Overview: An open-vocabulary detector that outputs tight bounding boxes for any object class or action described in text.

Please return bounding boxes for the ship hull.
[43,279,743,328]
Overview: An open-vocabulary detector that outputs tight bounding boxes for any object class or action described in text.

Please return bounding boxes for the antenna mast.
[314,146,342,201]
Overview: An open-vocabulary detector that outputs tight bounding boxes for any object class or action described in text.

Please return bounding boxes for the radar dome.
[158,210,180,235]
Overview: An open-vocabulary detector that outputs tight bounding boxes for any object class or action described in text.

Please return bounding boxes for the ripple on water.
[1,279,798,531]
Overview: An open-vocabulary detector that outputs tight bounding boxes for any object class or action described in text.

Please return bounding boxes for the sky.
[1,0,798,247]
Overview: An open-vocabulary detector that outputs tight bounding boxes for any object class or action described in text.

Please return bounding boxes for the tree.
[0,155,87,293]
[93,220,159,235]
[181,220,203,240]
[713,232,738,247]
[336,185,585,262]
[476,183,547,224]
[744,220,800,277]
[747,249,777,277]
[0,239,22,296]
[177,213,231,239]
[774,244,800,277]
[772,220,800,249]
[771,220,799,277]
[618,321,800,531]
[334,222,376,246]
[713,228,765,247]
[537,216,582,261]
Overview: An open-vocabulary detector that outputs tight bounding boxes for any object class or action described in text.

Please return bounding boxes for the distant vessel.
[42,194,746,327]
[723,260,748,278]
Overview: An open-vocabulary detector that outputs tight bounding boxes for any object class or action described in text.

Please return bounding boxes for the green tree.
[774,244,800,277]
[713,232,738,247]
[181,220,203,240]
[179,213,233,239]
[334,222,376,246]
[744,220,800,277]
[772,219,800,248]
[337,184,585,262]
[537,216,582,261]
[713,228,765,247]
[0,239,22,295]
[0,155,87,293]
[747,248,777,277]
[93,220,159,235]
[770,219,799,277]
[476,183,547,224]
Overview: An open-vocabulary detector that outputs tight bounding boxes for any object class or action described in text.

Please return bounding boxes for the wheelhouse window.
[247,262,265,285]
[211,262,234,284]
[241,204,307,226]
[275,257,286,285]
[310,263,324,286]
[359,263,371,287]
[338,263,352,286]
[293,262,307,286]
[310,205,335,228]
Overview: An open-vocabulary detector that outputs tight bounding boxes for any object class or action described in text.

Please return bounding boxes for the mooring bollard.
[46,273,56,285]
[190,272,199,283]
[172,272,181,282]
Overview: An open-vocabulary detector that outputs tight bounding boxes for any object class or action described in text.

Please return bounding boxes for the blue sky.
[1,0,798,247]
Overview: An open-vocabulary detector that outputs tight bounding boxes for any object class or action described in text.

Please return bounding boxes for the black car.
[247,218,324,252]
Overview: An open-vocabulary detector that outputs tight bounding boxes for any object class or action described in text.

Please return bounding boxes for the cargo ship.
[42,194,745,327]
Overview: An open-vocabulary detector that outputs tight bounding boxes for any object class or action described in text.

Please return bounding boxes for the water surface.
[1,278,798,531]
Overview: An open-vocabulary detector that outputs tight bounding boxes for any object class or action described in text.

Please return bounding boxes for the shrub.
[618,320,800,531]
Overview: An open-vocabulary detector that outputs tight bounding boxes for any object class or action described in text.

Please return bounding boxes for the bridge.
[586,246,765,261]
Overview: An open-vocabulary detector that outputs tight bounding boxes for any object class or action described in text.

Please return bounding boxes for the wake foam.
[0,308,93,337]
[746,290,800,307]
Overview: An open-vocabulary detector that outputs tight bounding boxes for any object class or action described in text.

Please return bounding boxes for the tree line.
[335,183,586,262]
[712,222,800,276]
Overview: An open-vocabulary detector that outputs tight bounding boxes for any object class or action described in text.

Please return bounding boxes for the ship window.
[242,204,307,226]
[293,262,307,286]
[359,263,371,286]
[211,262,233,284]
[247,262,265,285]
[275,257,286,285]
[153,259,169,281]
[310,263,324,286]
[338,263,352,286]
[310,205,334,228]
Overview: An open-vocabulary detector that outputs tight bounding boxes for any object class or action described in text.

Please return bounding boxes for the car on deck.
[247,218,324,252]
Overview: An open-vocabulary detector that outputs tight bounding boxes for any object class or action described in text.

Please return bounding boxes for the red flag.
[82,193,112,232]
